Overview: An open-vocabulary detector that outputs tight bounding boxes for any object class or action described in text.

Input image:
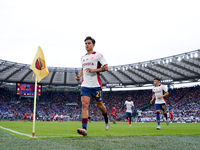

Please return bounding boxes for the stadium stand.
[0,86,199,122]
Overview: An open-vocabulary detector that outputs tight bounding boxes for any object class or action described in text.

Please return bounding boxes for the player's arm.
[158,86,169,99]
[86,53,108,73]
[124,101,127,106]
[150,93,155,104]
[132,102,135,110]
[158,91,169,99]
[75,68,83,81]
[85,64,108,73]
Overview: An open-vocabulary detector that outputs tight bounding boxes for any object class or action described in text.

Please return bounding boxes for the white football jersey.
[137,110,142,116]
[81,51,107,88]
[152,84,168,104]
[125,101,134,113]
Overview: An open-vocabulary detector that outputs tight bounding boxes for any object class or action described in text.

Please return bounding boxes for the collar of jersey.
[85,51,96,55]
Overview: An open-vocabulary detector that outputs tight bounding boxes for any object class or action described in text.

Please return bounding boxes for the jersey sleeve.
[162,85,168,92]
[97,52,107,66]
[132,101,134,106]
[125,101,127,105]
[152,88,155,93]
[81,56,83,67]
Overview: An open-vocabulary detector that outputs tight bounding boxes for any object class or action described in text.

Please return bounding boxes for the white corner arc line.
[0,126,35,138]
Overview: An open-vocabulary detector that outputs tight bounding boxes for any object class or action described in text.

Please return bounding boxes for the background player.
[150,77,169,130]
[88,115,91,123]
[169,110,173,123]
[112,106,117,124]
[30,113,33,121]
[55,114,58,122]
[60,114,63,122]
[75,36,109,136]
[137,109,142,124]
[52,114,55,122]
[24,113,27,121]
[125,97,134,126]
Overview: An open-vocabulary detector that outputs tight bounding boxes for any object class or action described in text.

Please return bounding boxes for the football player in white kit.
[125,97,134,126]
[137,109,142,124]
[75,36,110,136]
[150,78,169,130]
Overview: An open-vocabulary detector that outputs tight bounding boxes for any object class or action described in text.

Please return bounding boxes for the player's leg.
[77,95,90,136]
[155,104,161,129]
[96,101,110,130]
[162,104,169,125]
[126,112,129,123]
[129,113,132,126]
[156,110,161,129]
[138,116,141,124]
[88,115,91,123]
[81,95,90,129]
[93,87,110,130]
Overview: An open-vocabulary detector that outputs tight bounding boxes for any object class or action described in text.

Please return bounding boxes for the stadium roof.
[0,50,200,88]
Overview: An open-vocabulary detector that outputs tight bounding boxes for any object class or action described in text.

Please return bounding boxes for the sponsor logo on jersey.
[83,62,94,66]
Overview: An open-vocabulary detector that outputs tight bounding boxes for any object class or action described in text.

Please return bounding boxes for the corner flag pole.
[32,76,38,137]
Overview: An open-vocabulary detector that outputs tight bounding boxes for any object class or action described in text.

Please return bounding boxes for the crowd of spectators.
[0,85,199,122]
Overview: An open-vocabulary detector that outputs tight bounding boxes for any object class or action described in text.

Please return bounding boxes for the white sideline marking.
[0,126,35,138]
[0,126,80,138]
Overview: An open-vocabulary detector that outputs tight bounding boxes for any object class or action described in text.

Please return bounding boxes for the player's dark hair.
[128,96,132,101]
[154,77,160,81]
[84,36,96,44]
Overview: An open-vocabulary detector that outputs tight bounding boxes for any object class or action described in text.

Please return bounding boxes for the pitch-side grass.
[0,121,200,150]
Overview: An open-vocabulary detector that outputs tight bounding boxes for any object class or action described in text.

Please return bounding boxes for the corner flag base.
[32,132,35,137]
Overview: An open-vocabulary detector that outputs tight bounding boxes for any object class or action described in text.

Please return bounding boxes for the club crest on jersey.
[35,57,45,70]
[91,57,94,60]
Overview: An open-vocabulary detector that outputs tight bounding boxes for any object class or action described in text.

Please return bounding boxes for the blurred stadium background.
[0,49,199,123]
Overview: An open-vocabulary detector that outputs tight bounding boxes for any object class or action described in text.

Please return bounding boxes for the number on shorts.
[96,91,101,97]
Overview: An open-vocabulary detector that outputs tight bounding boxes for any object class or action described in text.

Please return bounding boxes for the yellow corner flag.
[30,46,49,82]
[30,46,49,137]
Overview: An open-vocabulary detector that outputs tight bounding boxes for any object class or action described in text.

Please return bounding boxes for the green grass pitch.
[0,121,200,150]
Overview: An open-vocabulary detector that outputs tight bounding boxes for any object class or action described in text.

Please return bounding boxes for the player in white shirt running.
[150,77,169,130]
[60,114,63,122]
[75,36,110,136]
[137,109,142,124]
[125,97,134,126]
[55,114,58,122]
